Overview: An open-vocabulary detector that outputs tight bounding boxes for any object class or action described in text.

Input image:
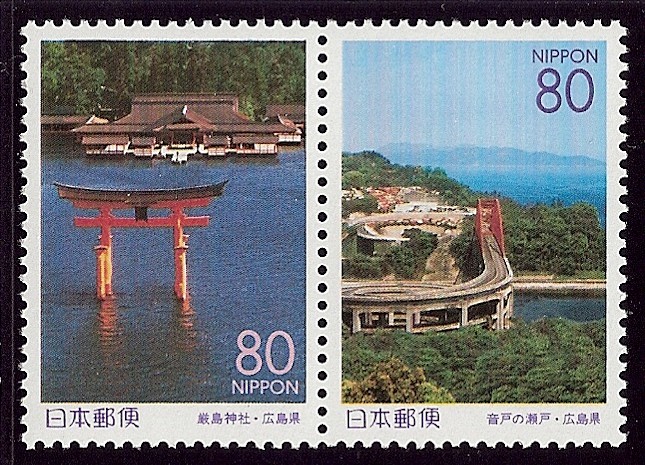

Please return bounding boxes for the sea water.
[41,141,306,403]
[513,292,605,323]
[443,164,606,226]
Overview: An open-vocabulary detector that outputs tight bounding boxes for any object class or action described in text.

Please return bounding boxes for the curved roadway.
[348,211,471,227]
[351,211,471,243]
[342,216,513,306]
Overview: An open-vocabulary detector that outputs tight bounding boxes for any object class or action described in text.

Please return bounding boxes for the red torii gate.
[55,182,227,301]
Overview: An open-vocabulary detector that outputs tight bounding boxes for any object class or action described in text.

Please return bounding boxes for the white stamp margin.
[19,20,626,448]
[323,21,626,447]
[21,20,325,447]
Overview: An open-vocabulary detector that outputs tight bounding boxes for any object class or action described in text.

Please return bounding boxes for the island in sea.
[341,150,606,404]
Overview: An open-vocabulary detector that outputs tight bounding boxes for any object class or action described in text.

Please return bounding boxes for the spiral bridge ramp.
[342,199,513,333]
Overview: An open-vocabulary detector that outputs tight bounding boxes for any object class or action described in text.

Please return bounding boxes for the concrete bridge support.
[345,281,514,334]
[353,309,362,333]
[496,297,504,330]
[460,303,468,326]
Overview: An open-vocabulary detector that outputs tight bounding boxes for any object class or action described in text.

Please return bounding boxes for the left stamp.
[21,21,322,446]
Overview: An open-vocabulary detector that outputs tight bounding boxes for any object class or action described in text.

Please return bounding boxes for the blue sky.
[343,41,606,159]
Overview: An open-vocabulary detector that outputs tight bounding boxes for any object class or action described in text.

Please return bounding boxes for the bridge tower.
[475,198,512,329]
[475,198,506,256]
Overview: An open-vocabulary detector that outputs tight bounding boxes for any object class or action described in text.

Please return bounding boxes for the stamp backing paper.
[21,20,625,447]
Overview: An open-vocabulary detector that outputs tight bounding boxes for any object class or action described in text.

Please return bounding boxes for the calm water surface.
[443,165,606,226]
[42,141,306,403]
[513,292,605,323]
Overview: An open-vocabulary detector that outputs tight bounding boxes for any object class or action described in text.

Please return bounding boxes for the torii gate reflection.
[55,182,227,301]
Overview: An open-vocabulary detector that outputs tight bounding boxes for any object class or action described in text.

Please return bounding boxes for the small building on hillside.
[265,103,305,143]
[72,93,300,157]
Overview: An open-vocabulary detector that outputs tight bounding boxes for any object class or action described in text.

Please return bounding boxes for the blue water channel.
[513,292,605,323]
[41,139,306,403]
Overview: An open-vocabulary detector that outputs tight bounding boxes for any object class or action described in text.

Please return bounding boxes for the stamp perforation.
[616,25,628,438]
[315,32,329,436]
[15,18,628,449]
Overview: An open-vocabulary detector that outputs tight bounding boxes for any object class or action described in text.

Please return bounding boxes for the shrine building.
[265,103,306,142]
[71,93,302,157]
[41,114,108,134]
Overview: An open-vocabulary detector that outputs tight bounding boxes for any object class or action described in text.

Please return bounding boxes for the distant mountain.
[378,143,605,169]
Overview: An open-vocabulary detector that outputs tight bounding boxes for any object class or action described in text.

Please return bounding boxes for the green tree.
[449,198,605,277]
[342,320,605,403]
[403,228,439,259]
[342,170,367,189]
[342,195,379,218]
[342,358,454,403]
[384,246,417,279]
[343,254,387,279]
[341,152,605,277]
[41,41,306,120]
[341,152,478,206]
[42,42,106,114]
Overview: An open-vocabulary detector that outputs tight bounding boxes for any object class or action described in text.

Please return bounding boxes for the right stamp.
[329,22,625,446]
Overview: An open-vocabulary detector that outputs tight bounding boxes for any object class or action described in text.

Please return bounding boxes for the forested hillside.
[342,320,605,403]
[448,199,606,277]
[343,151,478,206]
[501,200,606,276]
[42,41,306,120]
[342,151,606,277]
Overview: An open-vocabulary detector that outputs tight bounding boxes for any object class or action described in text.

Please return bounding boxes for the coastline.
[513,276,606,296]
